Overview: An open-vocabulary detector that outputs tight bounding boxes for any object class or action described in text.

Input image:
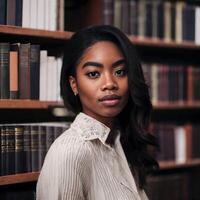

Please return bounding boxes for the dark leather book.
[192,124,200,159]
[0,0,6,25]
[192,67,200,101]
[15,126,25,173]
[23,125,31,172]
[9,43,19,99]
[30,44,40,99]
[15,0,22,26]
[38,126,46,170]
[121,0,130,34]
[157,1,164,39]
[171,3,176,40]
[0,43,10,99]
[31,125,39,172]
[1,126,6,175]
[129,0,138,36]
[6,0,16,25]
[103,0,114,25]
[19,43,31,99]
[145,1,153,37]
[182,5,195,42]
[6,126,15,175]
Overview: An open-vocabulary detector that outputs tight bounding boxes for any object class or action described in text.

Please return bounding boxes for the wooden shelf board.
[153,102,200,110]
[0,172,39,186]
[129,35,200,49]
[0,25,73,40]
[0,100,63,109]
[159,159,200,170]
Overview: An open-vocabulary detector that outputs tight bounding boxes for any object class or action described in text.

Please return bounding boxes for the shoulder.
[44,127,92,167]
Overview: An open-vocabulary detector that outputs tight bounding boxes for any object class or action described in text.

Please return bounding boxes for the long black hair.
[60,25,158,189]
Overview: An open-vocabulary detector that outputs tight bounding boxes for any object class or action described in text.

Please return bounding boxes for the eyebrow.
[82,59,126,69]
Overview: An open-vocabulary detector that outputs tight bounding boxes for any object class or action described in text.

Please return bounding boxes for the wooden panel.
[0,100,62,109]
[0,172,39,186]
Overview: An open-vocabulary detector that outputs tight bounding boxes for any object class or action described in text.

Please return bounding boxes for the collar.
[71,112,111,145]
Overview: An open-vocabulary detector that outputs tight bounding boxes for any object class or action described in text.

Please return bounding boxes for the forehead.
[80,41,124,61]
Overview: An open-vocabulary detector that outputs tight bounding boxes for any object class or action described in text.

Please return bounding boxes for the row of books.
[0,0,64,31]
[103,0,200,44]
[0,42,63,101]
[151,123,200,163]
[142,63,200,104]
[0,122,70,176]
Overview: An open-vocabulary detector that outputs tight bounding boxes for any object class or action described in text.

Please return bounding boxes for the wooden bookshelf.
[0,172,39,186]
[0,100,63,109]
[128,35,200,50]
[0,25,73,40]
[153,102,200,110]
[159,159,200,170]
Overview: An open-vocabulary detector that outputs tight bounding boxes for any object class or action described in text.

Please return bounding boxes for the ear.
[69,76,78,95]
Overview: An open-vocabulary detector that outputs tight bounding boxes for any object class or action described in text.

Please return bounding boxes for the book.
[1,126,6,175]
[23,125,31,172]
[103,0,114,25]
[9,44,19,99]
[195,6,200,45]
[30,0,37,28]
[15,126,24,173]
[182,5,195,41]
[129,0,138,36]
[30,125,39,172]
[0,42,10,99]
[0,0,6,25]
[15,0,23,26]
[6,0,16,25]
[30,44,40,99]
[5,126,15,175]
[38,125,46,170]
[19,43,31,99]
[22,0,31,28]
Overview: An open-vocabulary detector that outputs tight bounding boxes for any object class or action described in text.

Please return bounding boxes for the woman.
[36,25,158,200]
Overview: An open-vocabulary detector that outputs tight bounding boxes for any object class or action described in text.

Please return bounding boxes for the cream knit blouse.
[36,112,148,200]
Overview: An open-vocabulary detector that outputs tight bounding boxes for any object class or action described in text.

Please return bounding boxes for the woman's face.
[69,41,129,125]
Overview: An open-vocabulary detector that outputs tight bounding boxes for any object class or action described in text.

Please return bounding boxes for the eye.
[86,71,100,78]
[115,69,127,77]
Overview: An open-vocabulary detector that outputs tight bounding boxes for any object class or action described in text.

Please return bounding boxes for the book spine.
[0,43,10,99]
[0,0,6,25]
[38,126,46,170]
[15,126,24,173]
[15,0,23,26]
[19,43,31,99]
[1,126,6,175]
[22,0,30,28]
[23,125,31,172]
[5,126,15,175]
[31,125,39,172]
[30,44,40,99]
[103,0,114,25]
[9,44,19,99]
[6,0,16,25]
[129,0,138,36]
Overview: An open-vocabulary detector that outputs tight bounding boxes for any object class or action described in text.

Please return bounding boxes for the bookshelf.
[0,172,39,186]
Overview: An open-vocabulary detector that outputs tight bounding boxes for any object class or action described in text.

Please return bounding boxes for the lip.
[98,94,121,106]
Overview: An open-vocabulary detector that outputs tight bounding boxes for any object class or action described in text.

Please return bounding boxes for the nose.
[101,73,118,91]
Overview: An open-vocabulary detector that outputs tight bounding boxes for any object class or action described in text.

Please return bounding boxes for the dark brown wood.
[153,102,200,110]
[0,100,62,109]
[129,35,200,50]
[0,25,73,39]
[159,159,200,170]
[0,172,39,186]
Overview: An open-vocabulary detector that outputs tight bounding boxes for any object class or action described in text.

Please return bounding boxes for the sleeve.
[36,137,92,200]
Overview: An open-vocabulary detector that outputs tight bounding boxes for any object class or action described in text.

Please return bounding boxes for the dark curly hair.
[60,25,158,189]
